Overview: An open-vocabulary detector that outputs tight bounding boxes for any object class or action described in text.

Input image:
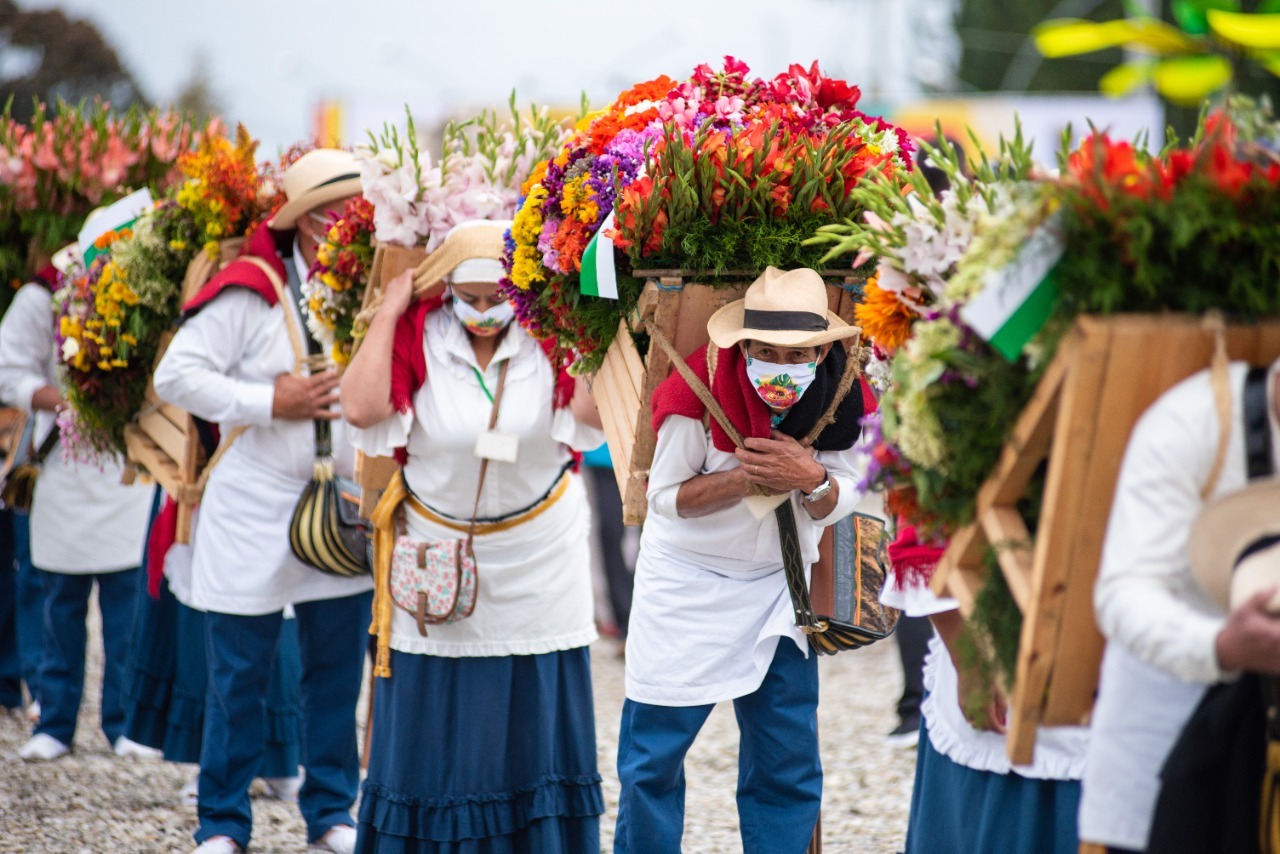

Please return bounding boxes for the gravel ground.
[0,605,914,853]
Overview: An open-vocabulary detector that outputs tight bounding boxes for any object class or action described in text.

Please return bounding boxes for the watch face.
[805,481,831,502]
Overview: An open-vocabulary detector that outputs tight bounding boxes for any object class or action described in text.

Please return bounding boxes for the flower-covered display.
[55,126,282,461]
[815,98,1280,683]
[357,98,570,250]
[303,195,375,365]
[503,58,914,373]
[0,100,211,318]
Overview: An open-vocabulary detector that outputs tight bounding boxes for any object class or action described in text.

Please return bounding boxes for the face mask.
[744,356,818,410]
[452,294,514,337]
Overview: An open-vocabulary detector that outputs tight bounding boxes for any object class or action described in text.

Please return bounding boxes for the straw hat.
[268,149,363,230]
[412,220,511,295]
[707,266,860,350]
[1189,478,1280,612]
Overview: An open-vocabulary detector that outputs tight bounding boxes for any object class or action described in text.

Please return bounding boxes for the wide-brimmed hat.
[707,266,860,349]
[412,220,511,295]
[268,149,363,230]
[1189,477,1280,612]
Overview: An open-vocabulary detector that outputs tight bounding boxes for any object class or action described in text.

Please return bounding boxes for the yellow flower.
[97,360,112,371]
[111,358,128,368]
[120,333,138,346]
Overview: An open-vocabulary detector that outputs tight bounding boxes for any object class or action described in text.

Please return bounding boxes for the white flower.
[60,336,79,362]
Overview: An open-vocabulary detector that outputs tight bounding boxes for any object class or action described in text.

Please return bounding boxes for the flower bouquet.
[346,98,570,338]
[303,195,375,365]
[55,125,279,462]
[816,100,1280,761]
[0,99,208,263]
[504,57,913,374]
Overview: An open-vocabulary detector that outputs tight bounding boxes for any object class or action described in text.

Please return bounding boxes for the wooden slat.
[1006,320,1113,764]
[981,346,1071,508]
[124,424,184,499]
[932,522,986,608]
[137,409,190,469]
[981,506,1034,613]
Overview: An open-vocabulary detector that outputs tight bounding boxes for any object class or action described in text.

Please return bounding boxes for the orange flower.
[855,277,917,352]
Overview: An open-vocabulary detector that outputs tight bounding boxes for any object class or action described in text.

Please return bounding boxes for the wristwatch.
[802,469,832,503]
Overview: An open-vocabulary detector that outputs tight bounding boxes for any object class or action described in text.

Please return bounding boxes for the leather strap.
[1244,366,1273,480]
[465,359,510,550]
[31,422,60,465]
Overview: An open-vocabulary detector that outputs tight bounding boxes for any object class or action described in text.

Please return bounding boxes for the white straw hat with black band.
[707,266,861,349]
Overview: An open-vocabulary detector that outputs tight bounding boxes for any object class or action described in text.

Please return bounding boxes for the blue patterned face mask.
[744,357,818,409]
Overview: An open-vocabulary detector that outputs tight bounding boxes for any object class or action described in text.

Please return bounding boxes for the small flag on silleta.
[579,211,619,300]
[959,217,1064,362]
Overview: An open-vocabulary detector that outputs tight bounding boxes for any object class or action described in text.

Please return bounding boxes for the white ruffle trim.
[388,626,599,659]
[921,637,1089,781]
[347,409,413,458]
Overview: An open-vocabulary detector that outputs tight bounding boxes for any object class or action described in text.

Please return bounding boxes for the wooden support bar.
[981,506,1034,613]
[932,522,986,614]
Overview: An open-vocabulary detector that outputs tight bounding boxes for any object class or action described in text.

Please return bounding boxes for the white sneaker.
[262,775,302,803]
[18,733,70,761]
[308,824,357,854]
[192,836,242,854]
[179,773,199,807]
[114,736,164,760]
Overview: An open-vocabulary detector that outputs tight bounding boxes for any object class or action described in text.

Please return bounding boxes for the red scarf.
[389,299,576,466]
[182,223,287,316]
[887,523,946,587]
[651,344,879,454]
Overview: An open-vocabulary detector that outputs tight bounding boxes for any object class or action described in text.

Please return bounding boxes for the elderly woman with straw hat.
[615,267,869,854]
[341,219,606,853]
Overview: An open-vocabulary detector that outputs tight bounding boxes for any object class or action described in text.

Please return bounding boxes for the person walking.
[154,149,374,854]
[0,248,156,762]
[341,220,606,853]
[615,267,867,854]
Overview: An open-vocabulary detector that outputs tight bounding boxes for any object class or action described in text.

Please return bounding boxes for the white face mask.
[744,356,818,410]
[451,293,515,337]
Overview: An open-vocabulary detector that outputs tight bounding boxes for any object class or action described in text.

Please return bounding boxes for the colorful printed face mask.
[744,357,818,410]
[452,295,514,337]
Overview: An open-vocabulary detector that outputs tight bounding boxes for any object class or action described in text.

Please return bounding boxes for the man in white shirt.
[615,268,867,854]
[154,150,372,854]
[1082,357,1280,852]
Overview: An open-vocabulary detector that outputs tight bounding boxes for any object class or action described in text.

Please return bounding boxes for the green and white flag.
[78,188,154,268]
[579,210,619,300]
[960,216,1063,362]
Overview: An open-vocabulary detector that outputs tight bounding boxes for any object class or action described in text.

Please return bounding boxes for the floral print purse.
[388,360,508,635]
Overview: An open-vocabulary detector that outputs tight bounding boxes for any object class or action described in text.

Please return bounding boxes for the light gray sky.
[27,0,958,152]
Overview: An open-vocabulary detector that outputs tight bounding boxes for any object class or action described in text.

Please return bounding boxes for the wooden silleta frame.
[932,315,1280,765]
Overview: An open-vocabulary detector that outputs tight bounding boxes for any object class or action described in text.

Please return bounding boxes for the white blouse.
[1081,360,1280,850]
[624,413,862,707]
[0,284,154,573]
[349,306,604,657]
[154,285,373,615]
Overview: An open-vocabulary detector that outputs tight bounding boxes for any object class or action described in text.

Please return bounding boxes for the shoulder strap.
[31,422,60,465]
[465,359,510,549]
[1245,366,1273,480]
[649,326,745,449]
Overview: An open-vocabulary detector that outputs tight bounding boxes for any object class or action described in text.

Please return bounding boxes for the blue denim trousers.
[35,566,139,747]
[13,515,45,704]
[615,638,822,854]
[195,590,372,850]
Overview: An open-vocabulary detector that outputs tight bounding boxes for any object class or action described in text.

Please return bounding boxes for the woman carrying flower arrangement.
[340,220,606,854]
[615,267,867,854]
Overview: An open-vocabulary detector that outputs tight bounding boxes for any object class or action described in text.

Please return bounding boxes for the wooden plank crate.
[931,315,1280,765]
[121,240,246,543]
[355,242,429,519]
[594,271,864,526]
